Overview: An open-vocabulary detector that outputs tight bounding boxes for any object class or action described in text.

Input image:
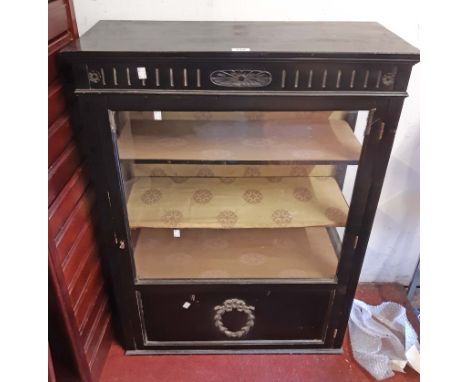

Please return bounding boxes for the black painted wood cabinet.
[61,21,419,354]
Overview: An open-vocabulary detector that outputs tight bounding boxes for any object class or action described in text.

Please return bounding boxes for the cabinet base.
[125,348,343,355]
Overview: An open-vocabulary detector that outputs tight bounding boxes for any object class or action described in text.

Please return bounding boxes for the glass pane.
[110,110,366,280]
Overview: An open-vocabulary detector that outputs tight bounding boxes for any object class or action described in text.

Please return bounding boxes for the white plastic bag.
[349,299,420,380]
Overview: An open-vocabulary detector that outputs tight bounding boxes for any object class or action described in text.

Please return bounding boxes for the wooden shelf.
[133,227,338,280]
[127,176,348,229]
[117,116,361,164]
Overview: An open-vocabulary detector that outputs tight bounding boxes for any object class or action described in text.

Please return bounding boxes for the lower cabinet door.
[135,284,335,346]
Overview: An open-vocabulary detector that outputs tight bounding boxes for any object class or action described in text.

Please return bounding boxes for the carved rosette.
[88,70,101,83]
[381,72,396,87]
[210,70,272,88]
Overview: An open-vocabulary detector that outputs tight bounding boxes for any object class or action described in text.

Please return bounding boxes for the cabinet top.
[62,21,419,60]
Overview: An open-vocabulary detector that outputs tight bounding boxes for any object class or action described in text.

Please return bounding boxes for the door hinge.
[378,122,386,141]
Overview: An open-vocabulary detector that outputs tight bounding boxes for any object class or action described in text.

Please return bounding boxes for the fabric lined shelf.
[130,163,336,178]
[126,176,348,229]
[133,227,338,280]
[117,115,361,164]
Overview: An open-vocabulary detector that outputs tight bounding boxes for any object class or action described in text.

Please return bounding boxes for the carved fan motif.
[210,70,272,88]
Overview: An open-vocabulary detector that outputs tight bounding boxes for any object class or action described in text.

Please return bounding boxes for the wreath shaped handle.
[214,298,255,338]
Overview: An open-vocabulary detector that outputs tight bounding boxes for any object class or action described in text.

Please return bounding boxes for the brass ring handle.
[214,298,255,338]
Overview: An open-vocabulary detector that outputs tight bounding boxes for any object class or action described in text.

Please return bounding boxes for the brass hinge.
[378,122,386,141]
[364,108,386,140]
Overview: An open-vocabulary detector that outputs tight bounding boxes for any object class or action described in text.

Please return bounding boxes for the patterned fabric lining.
[131,163,336,178]
[127,176,348,229]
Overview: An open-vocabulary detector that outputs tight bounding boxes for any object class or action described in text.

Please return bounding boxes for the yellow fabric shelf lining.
[130,163,336,178]
[133,227,338,280]
[127,176,348,229]
[117,117,361,163]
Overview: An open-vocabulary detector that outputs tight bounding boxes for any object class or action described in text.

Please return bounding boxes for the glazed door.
[107,108,370,284]
[79,93,400,350]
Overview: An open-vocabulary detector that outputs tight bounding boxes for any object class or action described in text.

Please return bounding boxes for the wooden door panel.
[48,1,69,42]
[48,143,81,206]
[48,167,87,235]
[61,222,95,278]
[48,0,112,380]
[49,115,74,167]
[54,190,93,259]
[48,82,67,126]
[49,33,74,84]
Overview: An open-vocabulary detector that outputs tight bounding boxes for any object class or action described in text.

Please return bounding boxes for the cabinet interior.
[112,110,362,281]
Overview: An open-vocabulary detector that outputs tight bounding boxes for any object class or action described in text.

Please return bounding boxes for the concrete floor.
[100,283,419,382]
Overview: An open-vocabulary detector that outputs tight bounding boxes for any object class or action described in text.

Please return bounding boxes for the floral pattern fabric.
[132,163,336,178]
[127,176,348,229]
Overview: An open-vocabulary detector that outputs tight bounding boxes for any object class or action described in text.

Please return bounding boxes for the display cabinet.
[61,21,419,354]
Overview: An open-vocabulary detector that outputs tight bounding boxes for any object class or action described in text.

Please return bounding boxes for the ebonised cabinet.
[61,21,419,354]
